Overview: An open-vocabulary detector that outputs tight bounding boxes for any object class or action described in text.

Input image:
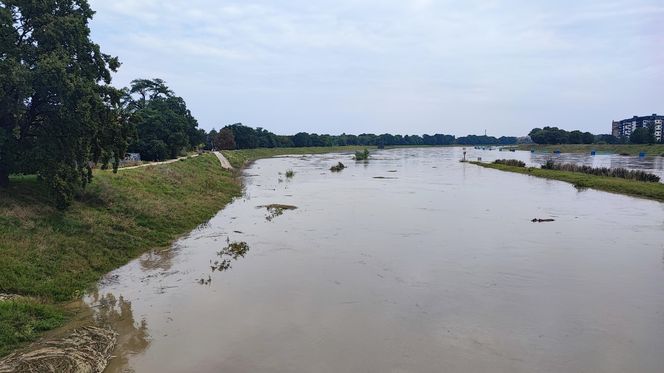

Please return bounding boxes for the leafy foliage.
[204,124,516,151]
[629,127,654,144]
[124,79,202,161]
[0,0,131,208]
[529,127,599,145]
[493,159,526,167]
[354,149,370,160]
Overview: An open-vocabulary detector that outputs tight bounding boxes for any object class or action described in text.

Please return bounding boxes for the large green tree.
[0,0,130,208]
[124,79,201,161]
[630,127,653,144]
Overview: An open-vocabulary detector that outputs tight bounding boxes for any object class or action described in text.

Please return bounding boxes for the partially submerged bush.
[285,169,295,178]
[493,159,526,167]
[541,161,660,182]
[354,149,370,161]
[330,162,346,172]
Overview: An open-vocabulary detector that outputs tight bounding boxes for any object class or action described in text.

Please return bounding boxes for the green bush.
[541,161,660,182]
[354,149,370,161]
[493,159,526,167]
[330,162,346,172]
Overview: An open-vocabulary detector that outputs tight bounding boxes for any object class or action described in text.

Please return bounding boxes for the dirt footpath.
[213,151,233,170]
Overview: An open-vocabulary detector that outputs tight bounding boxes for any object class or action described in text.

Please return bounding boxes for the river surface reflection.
[90,147,664,373]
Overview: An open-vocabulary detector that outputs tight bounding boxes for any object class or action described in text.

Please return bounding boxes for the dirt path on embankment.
[118,152,233,171]
[118,154,200,170]
[212,151,233,169]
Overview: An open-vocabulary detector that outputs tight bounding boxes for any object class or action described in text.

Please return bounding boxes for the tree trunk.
[0,163,9,188]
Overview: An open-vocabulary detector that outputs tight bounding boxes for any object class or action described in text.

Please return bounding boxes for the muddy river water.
[89,148,664,373]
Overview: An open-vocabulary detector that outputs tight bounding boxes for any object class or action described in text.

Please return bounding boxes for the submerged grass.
[470,161,664,202]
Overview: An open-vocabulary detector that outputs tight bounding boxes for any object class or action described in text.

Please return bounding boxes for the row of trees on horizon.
[203,124,519,152]
[529,127,660,145]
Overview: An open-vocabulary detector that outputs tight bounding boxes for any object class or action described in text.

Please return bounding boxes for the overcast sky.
[88,0,663,136]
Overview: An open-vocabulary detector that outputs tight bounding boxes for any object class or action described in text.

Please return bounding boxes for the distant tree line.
[204,124,517,150]
[528,127,624,145]
[628,127,660,144]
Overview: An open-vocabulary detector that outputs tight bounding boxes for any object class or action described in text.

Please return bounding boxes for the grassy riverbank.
[515,144,664,156]
[470,161,664,202]
[0,154,241,355]
[0,146,372,356]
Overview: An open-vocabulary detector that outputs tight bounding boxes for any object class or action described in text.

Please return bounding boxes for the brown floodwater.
[88,147,664,373]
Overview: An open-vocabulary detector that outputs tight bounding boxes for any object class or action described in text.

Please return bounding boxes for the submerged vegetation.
[260,204,298,222]
[354,149,370,161]
[493,159,526,167]
[541,161,660,182]
[285,169,295,178]
[209,241,250,274]
[330,162,346,172]
[470,161,664,202]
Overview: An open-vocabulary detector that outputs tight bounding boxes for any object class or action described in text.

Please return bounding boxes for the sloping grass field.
[0,154,240,356]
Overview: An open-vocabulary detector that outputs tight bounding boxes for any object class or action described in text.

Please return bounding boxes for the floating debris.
[258,204,298,222]
[531,218,555,223]
[373,176,398,180]
[330,162,346,172]
[204,241,251,279]
[0,294,24,302]
[0,326,117,373]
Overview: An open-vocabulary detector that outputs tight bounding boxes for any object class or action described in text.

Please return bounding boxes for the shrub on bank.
[354,149,370,161]
[493,159,526,167]
[541,161,660,182]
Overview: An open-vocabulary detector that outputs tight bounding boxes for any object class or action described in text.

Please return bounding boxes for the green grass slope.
[0,154,241,355]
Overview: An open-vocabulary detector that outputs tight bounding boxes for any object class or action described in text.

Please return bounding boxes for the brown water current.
[88,147,664,373]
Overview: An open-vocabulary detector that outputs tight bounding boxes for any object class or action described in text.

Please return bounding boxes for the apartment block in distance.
[612,114,663,141]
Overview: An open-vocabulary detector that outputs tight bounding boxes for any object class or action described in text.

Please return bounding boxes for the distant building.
[124,153,141,162]
[612,114,663,141]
